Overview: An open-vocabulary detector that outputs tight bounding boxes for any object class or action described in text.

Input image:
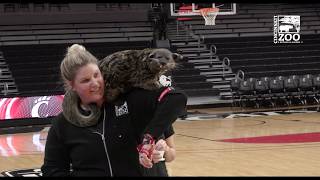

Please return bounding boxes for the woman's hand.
[139,152,153,168]
[152,139,168,163]
[137,134,155,168]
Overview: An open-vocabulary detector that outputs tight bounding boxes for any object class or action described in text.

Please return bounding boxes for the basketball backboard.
[170,3,236,16]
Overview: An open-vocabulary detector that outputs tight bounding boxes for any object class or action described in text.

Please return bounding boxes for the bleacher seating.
[0,51,18,97]
[0,21,153,46]
[200,4,320,108]
[0,38,151,96]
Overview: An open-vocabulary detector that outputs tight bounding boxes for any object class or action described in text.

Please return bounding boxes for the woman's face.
[70,63,105,106]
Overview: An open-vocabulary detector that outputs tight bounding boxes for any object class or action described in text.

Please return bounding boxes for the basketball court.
[1,106,320,176]
[168,108,320,176]
[1,2,320,177]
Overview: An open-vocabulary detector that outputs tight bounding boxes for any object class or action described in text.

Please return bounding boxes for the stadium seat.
[238,77,256,108]
[299,74,316,104]
[312,74,320,104]
[230,77,242,107]
[230,70,245,107]
[254,77,271,108]
[269,76,287,107]
[284,75,304,106]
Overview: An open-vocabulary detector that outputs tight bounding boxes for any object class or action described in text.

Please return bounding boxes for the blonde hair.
[60,44,98,91]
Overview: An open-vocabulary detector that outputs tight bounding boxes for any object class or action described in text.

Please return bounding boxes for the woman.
[41,44,187,176]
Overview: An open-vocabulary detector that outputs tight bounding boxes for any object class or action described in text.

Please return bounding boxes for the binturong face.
[69,63,105,107]
[146,48,182,74]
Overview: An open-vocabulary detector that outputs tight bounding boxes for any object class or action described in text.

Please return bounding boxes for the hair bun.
[68,44,86,53]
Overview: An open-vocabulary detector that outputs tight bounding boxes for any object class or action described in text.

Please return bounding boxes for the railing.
[222,57,230,79]
[209,44,217,61]
[236,69,245,80]
[1,82,9,96]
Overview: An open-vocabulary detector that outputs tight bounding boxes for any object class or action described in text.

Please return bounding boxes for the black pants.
[141,161,169,177]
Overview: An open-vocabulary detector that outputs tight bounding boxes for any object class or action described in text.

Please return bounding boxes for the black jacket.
[41,87,187,177]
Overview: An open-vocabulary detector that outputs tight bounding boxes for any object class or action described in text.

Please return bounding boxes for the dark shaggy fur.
[62,48,182,127]
[99,48,182,102]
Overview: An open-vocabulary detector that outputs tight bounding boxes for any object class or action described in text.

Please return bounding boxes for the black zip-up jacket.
[41,87,187,176]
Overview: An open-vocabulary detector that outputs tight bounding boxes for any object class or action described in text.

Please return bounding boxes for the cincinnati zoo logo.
[274,15,301,44]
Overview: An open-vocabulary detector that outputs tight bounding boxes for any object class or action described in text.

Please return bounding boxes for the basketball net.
[200,7,219,25]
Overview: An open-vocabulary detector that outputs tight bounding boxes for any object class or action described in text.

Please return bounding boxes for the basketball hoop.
[200,7,219,25]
